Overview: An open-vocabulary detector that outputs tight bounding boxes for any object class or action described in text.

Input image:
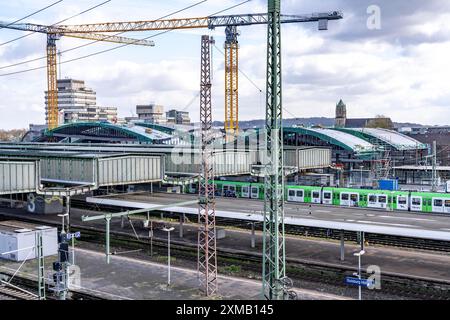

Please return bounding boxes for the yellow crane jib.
[0,22,154,130]
[56,12,342,136]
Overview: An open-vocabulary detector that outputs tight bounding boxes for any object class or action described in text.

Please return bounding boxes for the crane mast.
[224,26,239,136]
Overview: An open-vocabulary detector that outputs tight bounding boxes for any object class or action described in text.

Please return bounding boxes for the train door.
[295,189,305,202]
[367,194,377,208]
[432,198,445,213]
[396,195,408,210]
[241,185,250,198]
[410,196,422,212]
[340,192,350,206]
[444,199,450,214]
[350,193,359,207]
[311,190,321,204]
[223,185,236,197]
[322,190,333,205]
[189,183,197,194]
[287,189,296,202]
[378,195,387,209]
[288,189,304,202]
[251,186,259,199]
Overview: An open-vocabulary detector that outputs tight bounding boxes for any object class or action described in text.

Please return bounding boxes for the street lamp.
[353,250,365,300]
[162,226,175,287]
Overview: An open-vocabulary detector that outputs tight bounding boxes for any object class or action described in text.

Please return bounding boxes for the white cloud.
[0,0,450,129]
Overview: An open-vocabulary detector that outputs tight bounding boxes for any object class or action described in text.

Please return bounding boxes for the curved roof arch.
[39,122,172,143]
[284,127,377,154]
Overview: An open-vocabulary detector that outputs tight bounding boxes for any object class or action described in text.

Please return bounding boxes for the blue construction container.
[378,179,399,191]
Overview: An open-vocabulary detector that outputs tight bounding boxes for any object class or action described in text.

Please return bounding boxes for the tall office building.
[136,103,166,123]
[45,79,117,125]
[166,109,191,125]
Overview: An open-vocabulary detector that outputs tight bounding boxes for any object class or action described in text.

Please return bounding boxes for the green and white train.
[189,180,450,214]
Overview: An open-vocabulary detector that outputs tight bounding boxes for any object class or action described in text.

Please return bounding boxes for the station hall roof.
[334,128,427,151]
[284,127,377,154]
[39,122,172,143]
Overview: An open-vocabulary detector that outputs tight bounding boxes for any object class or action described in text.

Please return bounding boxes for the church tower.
[335,99,347,128]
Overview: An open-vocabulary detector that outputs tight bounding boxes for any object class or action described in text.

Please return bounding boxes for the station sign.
[344,276,374,287]
[65,231,81,240]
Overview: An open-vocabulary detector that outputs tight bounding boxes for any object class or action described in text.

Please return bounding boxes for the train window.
[296,190,303,197]
[324,192,331,199]
[350,194,358,202]
[434,199,443,207]
[412,198,421,205]
[378,196,387,203]
[369,195,376,202]
[242,186,249,192]
[398,197,407,205]
[341,193,349,200]
[288,190,295,197]
[312,191,320,198]
[445,200,450,207]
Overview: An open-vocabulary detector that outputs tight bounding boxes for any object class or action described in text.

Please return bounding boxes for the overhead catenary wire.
[0,0,112,48]
[0,0,252,77]
[0,0,207,71]
[0,0,64,31]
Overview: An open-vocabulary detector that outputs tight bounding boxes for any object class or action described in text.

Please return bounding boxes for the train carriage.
[192,180,450,215]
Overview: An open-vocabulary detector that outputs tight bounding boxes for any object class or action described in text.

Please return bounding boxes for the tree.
[366,115,393,129]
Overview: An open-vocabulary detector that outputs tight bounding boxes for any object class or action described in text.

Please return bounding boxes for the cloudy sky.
[0,0,449,129]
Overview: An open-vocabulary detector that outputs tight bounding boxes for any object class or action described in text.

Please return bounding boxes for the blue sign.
[345,277,374,287]
[66,231,81,240]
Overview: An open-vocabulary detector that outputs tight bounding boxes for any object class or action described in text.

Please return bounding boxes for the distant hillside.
[212,117,424,129]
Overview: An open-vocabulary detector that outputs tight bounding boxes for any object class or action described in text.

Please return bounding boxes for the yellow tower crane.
[56,12,343,136]
[0,22,154,129]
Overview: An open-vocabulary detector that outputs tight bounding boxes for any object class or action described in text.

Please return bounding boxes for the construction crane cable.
[0,0,252,77]
[0,0,207,70]
[212,42,298,120]
[213,42,262,93]
[0,0,112,47]
[0,0,64,31]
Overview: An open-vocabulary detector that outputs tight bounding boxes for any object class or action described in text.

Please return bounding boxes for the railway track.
[71,198,450,253]
[0,285,38,300]
[76,226,450,300]
[1,206,449,300]
[0,272,105,301]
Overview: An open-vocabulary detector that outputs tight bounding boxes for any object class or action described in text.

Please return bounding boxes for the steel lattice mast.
[263,0,286,300]
[198,35,218,296]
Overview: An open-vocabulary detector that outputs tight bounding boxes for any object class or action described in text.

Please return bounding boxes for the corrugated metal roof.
[307,128,376,153]
[349,128,427,150]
